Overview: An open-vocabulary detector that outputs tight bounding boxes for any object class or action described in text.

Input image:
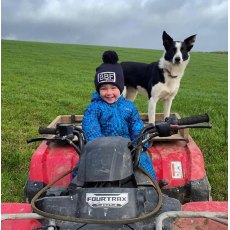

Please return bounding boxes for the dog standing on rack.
[121,31,196,124]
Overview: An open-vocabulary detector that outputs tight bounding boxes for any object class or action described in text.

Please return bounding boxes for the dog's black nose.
[175,57,181,63]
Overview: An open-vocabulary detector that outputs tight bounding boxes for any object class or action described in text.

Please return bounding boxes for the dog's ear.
[184,34,197,52]
[162,31,173,50]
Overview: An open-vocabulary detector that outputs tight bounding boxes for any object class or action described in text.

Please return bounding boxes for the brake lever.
[27,137,52,143]
[27,135,73,144]
[171,123,212,130]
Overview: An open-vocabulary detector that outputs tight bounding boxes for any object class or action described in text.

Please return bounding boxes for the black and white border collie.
[121,31,196,124]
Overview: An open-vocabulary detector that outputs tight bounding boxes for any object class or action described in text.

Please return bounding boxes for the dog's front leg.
[124,86,138,101]
[148,97,157,124]
[163,97,173,119]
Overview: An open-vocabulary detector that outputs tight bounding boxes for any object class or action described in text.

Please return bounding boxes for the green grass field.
[1,40,228,202]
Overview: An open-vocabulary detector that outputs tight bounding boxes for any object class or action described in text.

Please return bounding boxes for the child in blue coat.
[77,50,157,181]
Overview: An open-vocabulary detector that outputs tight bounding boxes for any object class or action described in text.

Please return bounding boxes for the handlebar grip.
[38,127,57,135]
[177,114,209,125]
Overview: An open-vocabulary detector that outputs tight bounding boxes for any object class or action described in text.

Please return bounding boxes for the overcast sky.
[2,0,228,52]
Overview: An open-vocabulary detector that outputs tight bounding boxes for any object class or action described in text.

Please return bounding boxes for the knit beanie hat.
[94,50,124,94]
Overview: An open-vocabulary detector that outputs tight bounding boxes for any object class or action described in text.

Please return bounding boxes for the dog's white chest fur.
[153,79,180,100]
[135,76,180,102]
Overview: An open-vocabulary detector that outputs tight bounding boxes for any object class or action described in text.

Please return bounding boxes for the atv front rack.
[155,211,228,230]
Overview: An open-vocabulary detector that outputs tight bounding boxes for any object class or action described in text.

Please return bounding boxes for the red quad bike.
[1,113,228,229]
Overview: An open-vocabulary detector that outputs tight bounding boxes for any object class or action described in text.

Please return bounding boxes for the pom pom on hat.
[102,50,119,64]
[94,50,124,94]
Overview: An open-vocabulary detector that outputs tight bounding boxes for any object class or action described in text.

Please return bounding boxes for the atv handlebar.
[176,114,209,125]
[38,127,57,135]
[28,114,212,155]
[155,114,211,137]
[27,124,87,155]
[129,114,212,152]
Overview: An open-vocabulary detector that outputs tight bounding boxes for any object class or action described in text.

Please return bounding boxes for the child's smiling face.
[99,84,121,104]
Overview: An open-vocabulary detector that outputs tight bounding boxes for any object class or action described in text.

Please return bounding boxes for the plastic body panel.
[27,141,79,185]
[148,136,211,203]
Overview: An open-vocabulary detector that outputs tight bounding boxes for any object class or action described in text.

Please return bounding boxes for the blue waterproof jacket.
[82,92,144,142]
[79,92,157,181]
